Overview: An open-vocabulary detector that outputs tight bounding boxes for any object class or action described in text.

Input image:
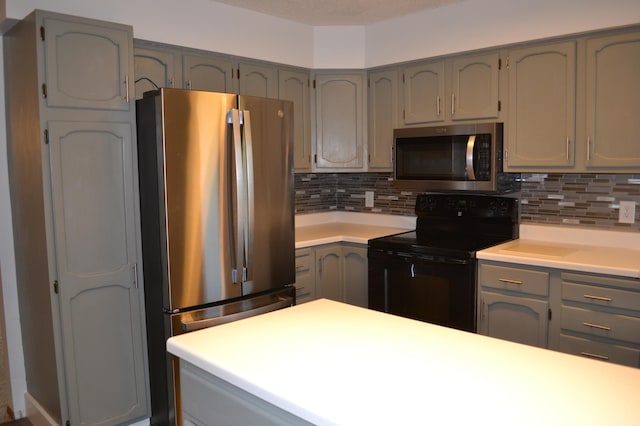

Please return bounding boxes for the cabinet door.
[450,52,500,121]
[368,70,398,171]
[342,245,368,308]
[239,62,277,98]
[134,45,179,99]
[402,61,445,125]
[585,32,640,170]
[506,41,576,169]
[315,246,342,301]
[183,53,236,93]
[314,73,365,170]
[279,69,312,172]
[48,121,148,425]
[42,15,132,110]
[478,291,549,348]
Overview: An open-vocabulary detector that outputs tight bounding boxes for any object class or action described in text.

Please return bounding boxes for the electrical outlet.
[365,191,374,208]
[619,201,636,224]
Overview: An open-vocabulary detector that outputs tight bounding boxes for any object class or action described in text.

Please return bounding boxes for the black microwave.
[394,122,519,193]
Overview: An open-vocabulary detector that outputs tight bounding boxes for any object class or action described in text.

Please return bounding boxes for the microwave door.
[466,135,476,181]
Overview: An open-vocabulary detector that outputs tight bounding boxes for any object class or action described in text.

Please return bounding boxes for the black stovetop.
[368,193,519,258]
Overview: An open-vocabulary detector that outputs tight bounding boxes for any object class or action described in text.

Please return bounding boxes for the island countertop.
[167,299,640,426]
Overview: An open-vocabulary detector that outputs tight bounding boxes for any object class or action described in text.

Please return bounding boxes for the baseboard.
[24,393,57,426]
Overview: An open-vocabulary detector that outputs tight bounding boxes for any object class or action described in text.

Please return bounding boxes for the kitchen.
[1,0,640,425]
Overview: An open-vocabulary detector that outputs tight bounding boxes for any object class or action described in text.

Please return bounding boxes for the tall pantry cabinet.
[4,10,149,426]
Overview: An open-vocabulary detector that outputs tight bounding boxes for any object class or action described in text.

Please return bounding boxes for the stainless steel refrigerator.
[135,88,296,425]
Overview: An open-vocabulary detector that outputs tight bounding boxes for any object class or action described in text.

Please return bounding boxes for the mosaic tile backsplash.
[295,173,640,233]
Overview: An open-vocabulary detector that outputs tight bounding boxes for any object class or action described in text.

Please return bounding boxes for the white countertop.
[295,212,414,248]
[478,224,640,278]
[167,299,640,426]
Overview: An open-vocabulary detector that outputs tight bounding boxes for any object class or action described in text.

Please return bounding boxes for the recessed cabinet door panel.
[403,61,445,125]
[48,121,148,425]
[43,17,131,110]
[451,53,500,120]
[586,32,640,169]
[315,246,342,301]
[506,41,576,168]
[239,62,277,98]
[134,46,178,99]
[183,54,235,93]
[280,69,311,172]
[368,70,398,170]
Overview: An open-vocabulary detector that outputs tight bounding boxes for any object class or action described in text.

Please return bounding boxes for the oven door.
[368,249,476,332]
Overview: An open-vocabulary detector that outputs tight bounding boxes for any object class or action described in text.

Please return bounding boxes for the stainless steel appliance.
[368,193,518,332]
[393,122,520,193]
[136,88,295,425]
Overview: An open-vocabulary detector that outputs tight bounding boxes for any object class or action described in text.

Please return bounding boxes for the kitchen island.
[167,299,640,426]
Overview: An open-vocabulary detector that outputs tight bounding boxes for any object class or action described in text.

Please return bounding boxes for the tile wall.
[295,173,640,232]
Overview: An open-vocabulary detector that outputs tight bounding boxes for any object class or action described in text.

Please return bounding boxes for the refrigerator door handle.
[229,108,245,284]
[242,109,255,283]
[180,297,292,331]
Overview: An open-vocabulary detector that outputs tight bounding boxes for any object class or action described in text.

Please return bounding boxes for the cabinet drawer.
[479,264,549,296]
[562,281,640,313]
[561,305,640,345]
[295,248,315,304]
[295,248,313,272]
[558,334,640,368]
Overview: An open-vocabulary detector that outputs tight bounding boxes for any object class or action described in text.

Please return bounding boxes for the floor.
[0,419,31,426]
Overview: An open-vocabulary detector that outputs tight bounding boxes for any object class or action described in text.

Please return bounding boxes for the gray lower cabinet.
[295,244,368,307]
[180,360,312,426]
[477,263,550,348]
[5,10,149,426]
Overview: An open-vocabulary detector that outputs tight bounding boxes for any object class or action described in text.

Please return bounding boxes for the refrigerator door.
[160,89,240,310]
[238,96,295,295]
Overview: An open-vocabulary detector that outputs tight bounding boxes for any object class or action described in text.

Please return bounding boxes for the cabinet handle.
[436,96,441,117]
[187,79,192,89]
[583,294,613,302]
[499,278,522,285]
[124,75,129,103]
[586,136,591,162]
[295,264,305,270]
[583,322,611,331]
[566,136,570,161]
[451,93,455,116]
[580,351,609,361]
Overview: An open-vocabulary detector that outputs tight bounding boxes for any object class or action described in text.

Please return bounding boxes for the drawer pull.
[583,294,613,302]
[580,351,609,361]
[582,322,611,331]
[499,278,522,285]
[295,264,305,270]
[294,284,305,290]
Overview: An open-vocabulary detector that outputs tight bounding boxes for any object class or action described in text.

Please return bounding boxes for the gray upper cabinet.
[279,68,312,172]
[43,15,132,110]
[367,69,398,171]
[449,52,501,121]
[134,45,180,98]
[584,31,640,170]
[4,10,149,426]
[312,72,365,171]
[238,61,277,97]
[183,52,236,92]
[402,61,445,125]
[504,41,577,169]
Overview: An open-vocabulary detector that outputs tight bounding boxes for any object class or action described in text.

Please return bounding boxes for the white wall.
[1,0,639,419]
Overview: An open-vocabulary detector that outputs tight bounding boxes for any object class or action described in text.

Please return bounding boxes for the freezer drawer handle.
[180,298,292,332]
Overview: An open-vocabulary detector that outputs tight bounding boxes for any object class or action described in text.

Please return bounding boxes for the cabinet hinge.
[498,58,502,70]
[367,78,370,88]
[42,83,47,99]
[548,308,552,321]
[40,26,45,41]
[53,280,59,294]
[313,79,316,89]
[498,100,501,112]
[236,68,240,79]
[314,154,317,163]
[506,55,510,70]
[66,420,70,426]
[44,129,49,145]
[402,73,405,84]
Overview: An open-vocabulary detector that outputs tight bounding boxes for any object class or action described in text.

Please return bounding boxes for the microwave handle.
[466,135,476,181]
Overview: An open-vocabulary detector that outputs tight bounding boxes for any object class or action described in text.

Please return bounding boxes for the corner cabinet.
[5,11,149,426]
[312,72,366,171]
[295,244,368,308]
[367,69,398,171]
[279,68,312,172]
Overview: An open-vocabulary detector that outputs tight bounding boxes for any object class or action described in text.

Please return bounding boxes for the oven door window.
[369,254,476,332]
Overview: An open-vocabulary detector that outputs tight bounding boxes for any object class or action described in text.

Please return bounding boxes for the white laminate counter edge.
[295,211,416,229]
[519,224,640,249]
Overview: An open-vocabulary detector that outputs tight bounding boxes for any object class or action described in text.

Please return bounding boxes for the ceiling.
[210,0,465,25]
